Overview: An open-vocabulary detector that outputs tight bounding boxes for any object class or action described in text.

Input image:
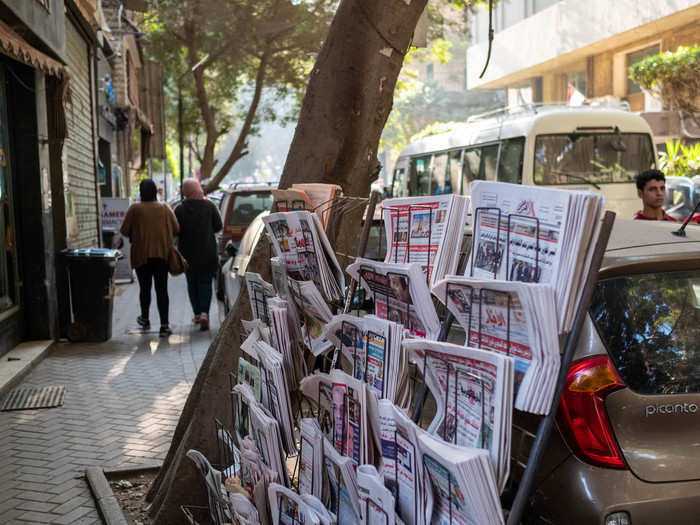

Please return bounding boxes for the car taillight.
[557,355,627,469]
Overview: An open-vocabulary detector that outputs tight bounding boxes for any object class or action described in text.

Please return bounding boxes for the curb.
[86,464,161,525]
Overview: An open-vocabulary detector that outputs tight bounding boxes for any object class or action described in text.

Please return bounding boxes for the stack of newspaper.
[268,296,307,388]
[268,483,335,525]
[405,340,514,491]
[324,314,405,402]
[264,210,345,302]
[299,418,324,498]
[347,258,440,339]
[466,180,604,332]
[234,383,290,488]
[381,194,469,287]
[377,400,428,525]
[433,276,560,414]
[272,183,343,229]
[419,432,505,525]
[299,369,377,467]
[357,464,395,525]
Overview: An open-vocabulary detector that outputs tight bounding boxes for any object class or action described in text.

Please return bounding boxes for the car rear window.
[228,192,273,226]
[591,270,700,394]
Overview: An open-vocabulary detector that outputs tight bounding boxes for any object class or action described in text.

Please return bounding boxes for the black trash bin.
[61,248,120,342]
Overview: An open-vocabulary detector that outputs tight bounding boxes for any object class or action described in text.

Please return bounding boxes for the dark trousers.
[135,258,169,325]
[185,270,214,316]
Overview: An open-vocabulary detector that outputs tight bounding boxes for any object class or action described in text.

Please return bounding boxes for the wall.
[1,0,65,59]
[467,0,700,89]
[64,16,98,248]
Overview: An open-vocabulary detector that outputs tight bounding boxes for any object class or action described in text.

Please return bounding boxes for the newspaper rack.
[381,202,434,285]
[408,206,615,524]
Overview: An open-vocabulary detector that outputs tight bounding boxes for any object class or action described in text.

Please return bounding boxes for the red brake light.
[557,355,627,469]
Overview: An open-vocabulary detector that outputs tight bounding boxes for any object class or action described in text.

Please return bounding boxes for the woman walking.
[120,179,179,337]
[175,178,223,330]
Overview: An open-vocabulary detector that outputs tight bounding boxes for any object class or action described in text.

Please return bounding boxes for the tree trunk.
[148,1,427,522]
[279,0,428,197]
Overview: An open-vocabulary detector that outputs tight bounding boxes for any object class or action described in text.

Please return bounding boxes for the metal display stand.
[506,210,615,524]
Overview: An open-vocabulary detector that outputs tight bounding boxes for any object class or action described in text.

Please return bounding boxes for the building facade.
[467,0,700,118]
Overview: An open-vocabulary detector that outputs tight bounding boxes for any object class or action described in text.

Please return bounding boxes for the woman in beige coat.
[120,179,179,336]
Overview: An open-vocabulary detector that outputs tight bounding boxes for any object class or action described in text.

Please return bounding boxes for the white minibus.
[390,104,657,218]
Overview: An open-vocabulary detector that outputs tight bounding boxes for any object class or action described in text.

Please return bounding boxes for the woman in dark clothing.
[175,178,223,330]
[120,179,179,337]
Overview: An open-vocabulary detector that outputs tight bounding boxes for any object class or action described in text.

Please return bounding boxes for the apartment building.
[467,0,699,119]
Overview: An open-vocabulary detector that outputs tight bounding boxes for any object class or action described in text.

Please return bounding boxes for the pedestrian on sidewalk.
[175,178,223,331]
[120,178,180,337]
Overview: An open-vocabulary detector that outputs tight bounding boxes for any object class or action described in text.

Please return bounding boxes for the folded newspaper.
[405,340,513,491]
[322,434,361,525]
[246,272,275,324]
[466,180,604,332]
[264,210,345,302]
[347,258,440,339]
[419,432,505,525]
[299,369,378,467]
[287,277,335,356]
[433,276,560,414]
[324,314,405,402]
[381,194,469,288]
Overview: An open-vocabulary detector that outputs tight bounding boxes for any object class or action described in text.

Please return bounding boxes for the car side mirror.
[225,241,237,258]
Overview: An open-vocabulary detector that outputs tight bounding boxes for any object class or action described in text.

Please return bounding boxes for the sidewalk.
[0,274,220,524]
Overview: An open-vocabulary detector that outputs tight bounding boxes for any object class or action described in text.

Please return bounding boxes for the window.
[626,44,660,95]
[564,70,586,98]
[461,144,499,194]
[391,167,407,198]
[591,270,700,394]
[426,64,434,83]
[447,150,462,194]
[533,133,655,185]
[227,192,274,226]
[498,138,524,184]
[409,156,431,196]
[430,153,448,195]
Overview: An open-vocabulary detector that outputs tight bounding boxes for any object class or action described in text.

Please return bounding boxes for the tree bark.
[148,1,427,522]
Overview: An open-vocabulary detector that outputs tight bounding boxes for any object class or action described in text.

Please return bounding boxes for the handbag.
[168,244,189,275]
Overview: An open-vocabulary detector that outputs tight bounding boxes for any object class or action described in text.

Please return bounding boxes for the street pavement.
[0,274,220,524]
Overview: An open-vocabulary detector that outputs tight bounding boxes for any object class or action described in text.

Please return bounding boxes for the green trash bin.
[61,248,120,342]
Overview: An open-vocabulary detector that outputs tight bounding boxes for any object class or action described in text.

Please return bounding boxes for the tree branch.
[203,42,272,193]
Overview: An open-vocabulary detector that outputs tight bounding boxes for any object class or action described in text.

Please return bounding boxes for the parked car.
[221,211,268,314]
[215,183,276,298]
[664,175,700,220]
[508,218,700,525]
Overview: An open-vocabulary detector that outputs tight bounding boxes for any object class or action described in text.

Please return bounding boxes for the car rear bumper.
[531,455,700,525]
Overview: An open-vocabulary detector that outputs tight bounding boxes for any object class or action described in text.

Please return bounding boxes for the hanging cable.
[478,0,495,79]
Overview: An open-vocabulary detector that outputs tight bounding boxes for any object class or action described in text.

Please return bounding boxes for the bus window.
[391,167,407,198]
[409,156,431,196]
[498,137,524,184]
[534,133,655,185]
[448,150,462,194]
[430,153,449,194]
[482,144,499,181]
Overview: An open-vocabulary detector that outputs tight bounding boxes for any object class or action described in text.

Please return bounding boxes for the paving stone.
[0,276,216,522]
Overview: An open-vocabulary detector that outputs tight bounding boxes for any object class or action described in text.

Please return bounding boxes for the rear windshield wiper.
[550,170,602,190]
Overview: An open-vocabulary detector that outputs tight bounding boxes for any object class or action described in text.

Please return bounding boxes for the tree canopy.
[143,0,335,192]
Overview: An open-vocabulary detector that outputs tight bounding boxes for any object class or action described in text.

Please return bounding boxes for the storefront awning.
[0,19,68,80]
